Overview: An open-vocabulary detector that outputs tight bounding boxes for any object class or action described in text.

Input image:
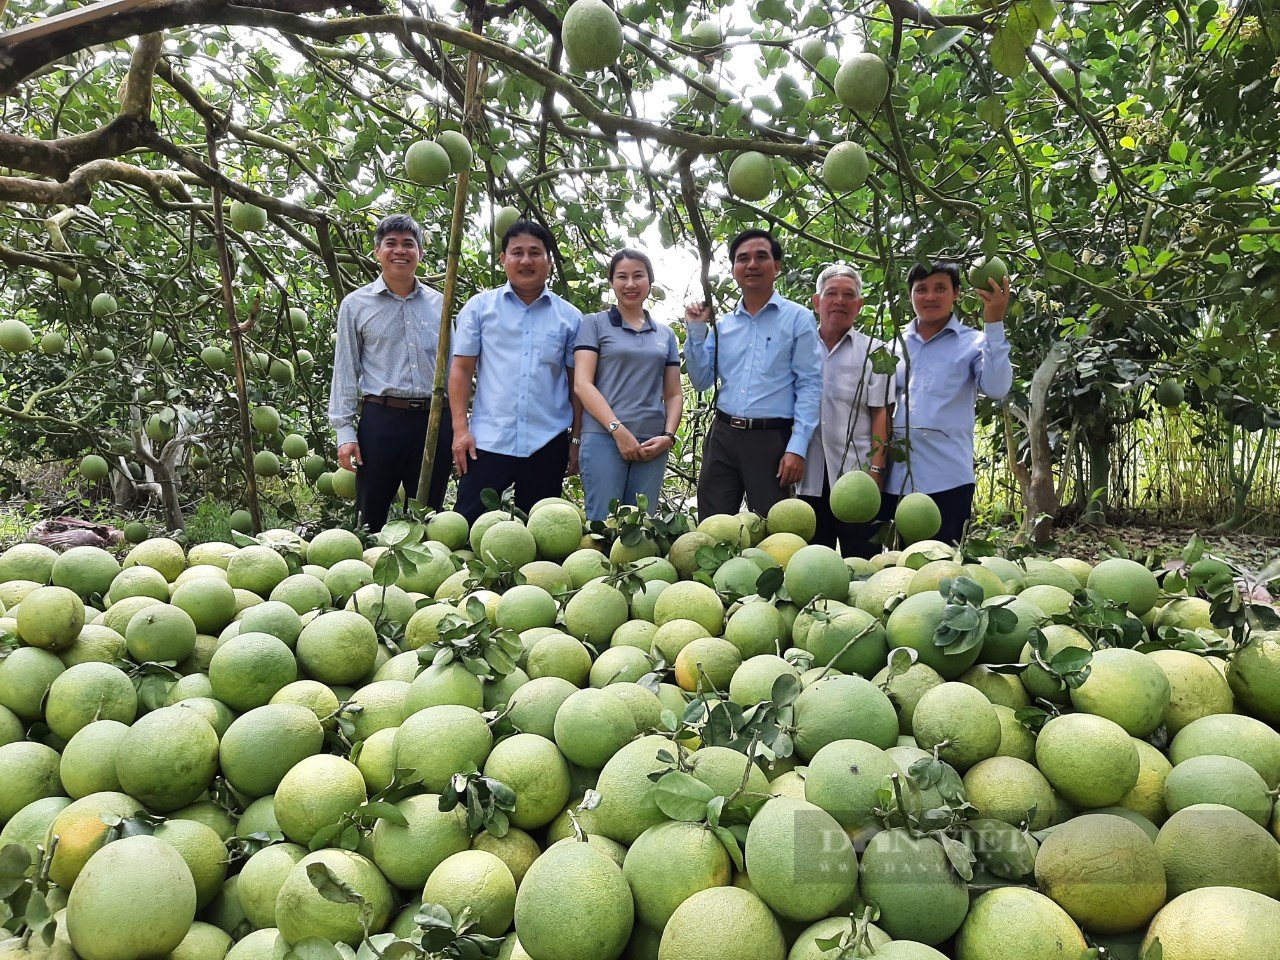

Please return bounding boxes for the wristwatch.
[607,420,622,434]
[868,465,885,475]
[663,432,677,442]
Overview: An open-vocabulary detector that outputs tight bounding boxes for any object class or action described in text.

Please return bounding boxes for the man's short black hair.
[374,214,423,249]
[728,229,782,263]
[501,219,556,258]
[906,261,961,291]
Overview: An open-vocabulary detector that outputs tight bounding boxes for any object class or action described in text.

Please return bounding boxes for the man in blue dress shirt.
[683,229,823,517]
[883,261,1013,544]
[328,214,453,531]
[449,220,583,524]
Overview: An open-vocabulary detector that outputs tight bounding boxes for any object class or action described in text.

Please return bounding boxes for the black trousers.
[878,483,976,546]
[800,469,881,560]
[454,432,572,525]
[355,402,453,532]
[696,420,792,518]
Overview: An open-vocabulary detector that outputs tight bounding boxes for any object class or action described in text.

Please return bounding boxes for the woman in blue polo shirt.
[573,249,683,520]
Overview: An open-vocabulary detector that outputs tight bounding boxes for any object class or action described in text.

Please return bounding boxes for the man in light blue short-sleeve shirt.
[449,220,582,523]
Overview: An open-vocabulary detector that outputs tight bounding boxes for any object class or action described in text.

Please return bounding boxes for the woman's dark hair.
[906,261,961,291]
[608,248,655,283]
[501,219,556,257]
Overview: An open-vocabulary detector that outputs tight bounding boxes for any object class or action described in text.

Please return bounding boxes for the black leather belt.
[716,410,793,430]
[364,395,432,410]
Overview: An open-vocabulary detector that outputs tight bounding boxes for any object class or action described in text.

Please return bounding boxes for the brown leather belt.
[364,394,433,411]
[716,410,793,431]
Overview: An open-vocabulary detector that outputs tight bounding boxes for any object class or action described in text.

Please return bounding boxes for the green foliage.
[0,0,1277,531]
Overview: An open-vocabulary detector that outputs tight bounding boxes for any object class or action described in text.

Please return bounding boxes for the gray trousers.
[696,420,792,518]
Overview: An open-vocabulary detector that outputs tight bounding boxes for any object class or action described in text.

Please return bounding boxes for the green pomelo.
[657,886,784,960]
[804,738,899,831]
[65,835,196,960]
[275,849,393,946]
[219,703,323,797]
[962,756,1055,831]
[395,704,493,792]
[514,840,634,960]
[1163,754,1273,826]
[727,152,774,202]
[744,796,857,921]
[822,141,871,193]
[834,52,890,113]
[273,754,367,846]
[482,733,571,829]
[561,0,625,71]
[1069,647,1171,737]
[861,828,970,945]
[1034,813,1166,934]
[955,886,1087,960]
[233,842,307,929]
[404,139,451,186]
[115,707,218,811]
[1035,713,1139,809]
[423,850,517,937]
[1086,557,1159,616]
[794,674,898,758]
[885,590,983,679]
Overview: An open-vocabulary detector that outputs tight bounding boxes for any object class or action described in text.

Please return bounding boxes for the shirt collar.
[907,314,962,341]
[501,280,552,306]
[372,275,422,300]
[732,290,785,318]
[608,305,655,332]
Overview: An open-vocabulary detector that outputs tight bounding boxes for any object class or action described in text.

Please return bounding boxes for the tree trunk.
[1081,427,1111,526]
[1006,341,1071,544]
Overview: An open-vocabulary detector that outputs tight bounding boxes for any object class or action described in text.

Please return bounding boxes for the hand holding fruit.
[976,275,1012,325]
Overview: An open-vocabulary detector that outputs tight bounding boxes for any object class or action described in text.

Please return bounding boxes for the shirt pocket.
[362,312,398,348]
[539,331,567,367]
[761,331,795,379]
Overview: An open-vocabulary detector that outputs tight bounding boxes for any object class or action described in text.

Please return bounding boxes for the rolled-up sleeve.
[328,299,361,447]
[564,309,582,367]
[974,323,1013,399]
[684,323,716,392]
[788,312,824,457]
[453,296,482,357]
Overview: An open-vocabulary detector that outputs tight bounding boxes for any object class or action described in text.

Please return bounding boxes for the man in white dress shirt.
[795,265,894,558]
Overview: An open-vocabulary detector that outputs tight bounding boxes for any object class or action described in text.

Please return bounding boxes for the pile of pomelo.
[1,495,1278,960]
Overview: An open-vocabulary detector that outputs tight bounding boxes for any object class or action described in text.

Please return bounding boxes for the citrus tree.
[0,0,1277,535]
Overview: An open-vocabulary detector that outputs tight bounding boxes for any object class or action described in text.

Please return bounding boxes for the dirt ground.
[1020,522,1280,573]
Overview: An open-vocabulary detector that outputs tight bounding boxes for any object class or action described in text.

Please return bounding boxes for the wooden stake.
[205,117,264,533]
[417,1,485,505]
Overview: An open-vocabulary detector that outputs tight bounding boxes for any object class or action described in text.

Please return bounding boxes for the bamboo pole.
[417,0,485,504]
[205,117,263,533]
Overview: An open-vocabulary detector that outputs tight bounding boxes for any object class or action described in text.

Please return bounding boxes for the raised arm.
[682,302,716,393]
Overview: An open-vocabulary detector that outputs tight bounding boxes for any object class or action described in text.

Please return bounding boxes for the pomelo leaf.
[306,861,365,905]
[362,801,408,826]
[922,26,967,56]
[990,28,1027,79]
[1030,0,1057,28]
[652,770,717,821]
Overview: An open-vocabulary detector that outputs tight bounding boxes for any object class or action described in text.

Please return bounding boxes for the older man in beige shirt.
[795,264,894,558]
